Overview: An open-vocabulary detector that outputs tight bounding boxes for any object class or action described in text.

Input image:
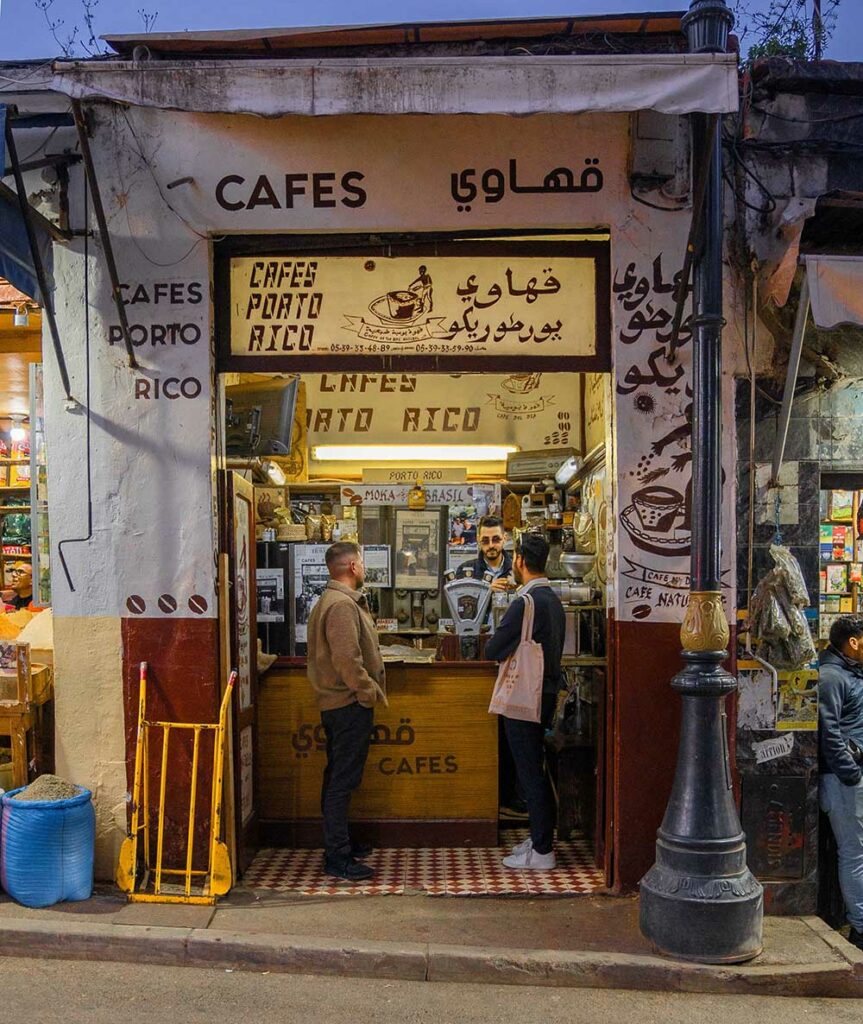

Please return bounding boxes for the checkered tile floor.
[244,831,604,897]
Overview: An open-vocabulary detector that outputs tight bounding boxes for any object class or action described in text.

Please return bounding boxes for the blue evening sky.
[0,0,860,61]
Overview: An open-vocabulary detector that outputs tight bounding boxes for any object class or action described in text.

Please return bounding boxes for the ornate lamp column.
[639,0,764,963]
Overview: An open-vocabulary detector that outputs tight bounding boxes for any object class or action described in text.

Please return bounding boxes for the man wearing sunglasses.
[455,515,514,593]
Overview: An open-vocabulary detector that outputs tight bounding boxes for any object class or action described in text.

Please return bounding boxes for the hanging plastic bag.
[750,544,816,669]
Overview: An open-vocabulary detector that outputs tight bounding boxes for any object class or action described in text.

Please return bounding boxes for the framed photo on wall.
[394,509,442,590]
[362,544,391,588]
[289,543,330,647]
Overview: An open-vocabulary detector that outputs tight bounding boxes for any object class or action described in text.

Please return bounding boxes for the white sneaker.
[502,847,556,870]
[510,836,533,857]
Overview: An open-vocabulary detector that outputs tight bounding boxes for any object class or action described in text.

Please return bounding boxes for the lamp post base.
[640,648,764,964]
[640,858,763,963]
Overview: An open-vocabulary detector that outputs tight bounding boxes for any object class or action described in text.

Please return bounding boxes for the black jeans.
[502,692,557,855]
[320,702,373,858]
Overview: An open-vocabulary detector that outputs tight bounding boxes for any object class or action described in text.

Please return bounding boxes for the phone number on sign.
[326,342,484,355]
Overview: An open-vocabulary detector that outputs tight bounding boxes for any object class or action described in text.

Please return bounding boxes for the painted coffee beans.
[632,604,652,620]
[126,595,146,615]
[158,594,178,614]
[188,595,208,615]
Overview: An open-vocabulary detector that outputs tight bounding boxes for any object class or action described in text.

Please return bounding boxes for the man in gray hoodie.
[819,615,863,950]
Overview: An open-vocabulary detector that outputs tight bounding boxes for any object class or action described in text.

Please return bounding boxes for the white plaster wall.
[42,106,746,627]
[45,106,215,620]
[39,106,747,873]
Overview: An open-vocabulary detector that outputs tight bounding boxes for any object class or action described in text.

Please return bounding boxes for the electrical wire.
[750,105,863,126]
[11,125,60,169]
[746,270,757,613]
[628,184,688,213]
[119,107,208,239]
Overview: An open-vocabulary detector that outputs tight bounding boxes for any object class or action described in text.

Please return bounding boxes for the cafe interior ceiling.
[0,279,41,417]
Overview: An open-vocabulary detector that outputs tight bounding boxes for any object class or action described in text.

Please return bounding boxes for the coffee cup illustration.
[502,372,542,395]
[631,486,684,533]
[386,290,422,320]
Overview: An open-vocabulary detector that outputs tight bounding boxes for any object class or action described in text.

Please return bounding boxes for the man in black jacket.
[485,533,565,870]
[456,515,513,588]
[819,616,863,951]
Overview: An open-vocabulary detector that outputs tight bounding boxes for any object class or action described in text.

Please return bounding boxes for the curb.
[0,918,861,997]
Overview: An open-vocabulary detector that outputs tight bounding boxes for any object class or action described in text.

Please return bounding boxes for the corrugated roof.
[103,12,686,56]
[0,279,30,306]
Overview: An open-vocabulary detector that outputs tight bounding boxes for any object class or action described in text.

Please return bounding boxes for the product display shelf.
[819,489,862,639]
[0,480,30,587]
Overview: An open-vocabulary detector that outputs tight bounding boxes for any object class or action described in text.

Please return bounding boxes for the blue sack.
[0,786,95,908]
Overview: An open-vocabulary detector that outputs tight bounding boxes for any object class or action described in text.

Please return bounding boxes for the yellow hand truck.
[116,662,237,904]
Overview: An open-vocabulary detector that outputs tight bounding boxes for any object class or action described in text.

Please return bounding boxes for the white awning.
[806,255,863,330]
[49,53,739,117]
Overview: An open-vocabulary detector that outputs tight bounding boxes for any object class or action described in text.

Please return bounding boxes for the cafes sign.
[228,254,599,363]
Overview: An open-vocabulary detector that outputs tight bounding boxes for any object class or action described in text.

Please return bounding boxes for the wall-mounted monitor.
[225,376,298,458]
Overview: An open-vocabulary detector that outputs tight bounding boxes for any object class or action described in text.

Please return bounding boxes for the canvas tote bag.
[488,593,544,723]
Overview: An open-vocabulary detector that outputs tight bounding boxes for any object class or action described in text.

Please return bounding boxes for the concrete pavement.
[3,958,863,1024]
[0,884,862,997]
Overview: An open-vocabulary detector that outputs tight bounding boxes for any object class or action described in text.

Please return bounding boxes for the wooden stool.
[0,641,53,790]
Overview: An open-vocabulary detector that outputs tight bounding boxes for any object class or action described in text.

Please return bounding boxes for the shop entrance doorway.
[219,470,259,875]
[214,233,613,894]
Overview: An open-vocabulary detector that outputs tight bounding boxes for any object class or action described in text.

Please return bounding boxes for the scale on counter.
[442,568,493,636]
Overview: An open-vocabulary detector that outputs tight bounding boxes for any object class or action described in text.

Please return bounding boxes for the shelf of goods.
[0,465,31,586]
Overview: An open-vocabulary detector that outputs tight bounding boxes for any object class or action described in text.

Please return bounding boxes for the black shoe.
[323,854,375,881]
[351,842,374,858]
[849,929,863,951]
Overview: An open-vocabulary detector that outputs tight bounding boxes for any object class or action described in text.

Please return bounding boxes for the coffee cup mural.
[620,483,690,557]
[632,486,685,534]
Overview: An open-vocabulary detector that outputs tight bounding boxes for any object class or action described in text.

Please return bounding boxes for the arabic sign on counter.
[259,666,498,822]
[229,254,598,362]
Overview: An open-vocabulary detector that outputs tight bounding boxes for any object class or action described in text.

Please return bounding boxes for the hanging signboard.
[307,372,583,455]
[340,482,500,510]
[223,242,608,372]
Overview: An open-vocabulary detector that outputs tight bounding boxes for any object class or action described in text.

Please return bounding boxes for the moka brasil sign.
[222,244,609,371]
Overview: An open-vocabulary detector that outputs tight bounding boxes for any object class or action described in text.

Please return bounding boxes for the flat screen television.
[225,377,299,457]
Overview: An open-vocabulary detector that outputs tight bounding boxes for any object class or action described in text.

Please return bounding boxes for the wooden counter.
[258,661,499,847]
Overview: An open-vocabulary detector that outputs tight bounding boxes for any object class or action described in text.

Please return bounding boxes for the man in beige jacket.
[307,541,386,880]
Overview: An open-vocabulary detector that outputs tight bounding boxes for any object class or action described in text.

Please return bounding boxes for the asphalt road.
[2,957,863,1024]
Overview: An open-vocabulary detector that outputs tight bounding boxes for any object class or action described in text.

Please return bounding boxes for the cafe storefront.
[26,19,741,892]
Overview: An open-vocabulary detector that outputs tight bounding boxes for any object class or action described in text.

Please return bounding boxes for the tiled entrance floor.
[244,831,604,897]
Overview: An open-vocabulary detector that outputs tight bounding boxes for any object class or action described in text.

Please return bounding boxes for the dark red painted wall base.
[122,618,220,870]
[611,619,739,892]
[612,619,684,892]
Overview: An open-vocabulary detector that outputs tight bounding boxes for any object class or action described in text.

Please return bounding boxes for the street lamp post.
[639,0,764,963]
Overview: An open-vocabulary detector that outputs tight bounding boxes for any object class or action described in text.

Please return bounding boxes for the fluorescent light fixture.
[555,455,581,487]
[261,459,286,486]
[312,444,518,462]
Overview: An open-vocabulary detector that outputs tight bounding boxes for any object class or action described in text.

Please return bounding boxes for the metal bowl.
[560,552,595,579]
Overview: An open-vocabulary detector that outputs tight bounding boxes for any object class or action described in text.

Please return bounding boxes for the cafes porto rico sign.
[226,251,605,369]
